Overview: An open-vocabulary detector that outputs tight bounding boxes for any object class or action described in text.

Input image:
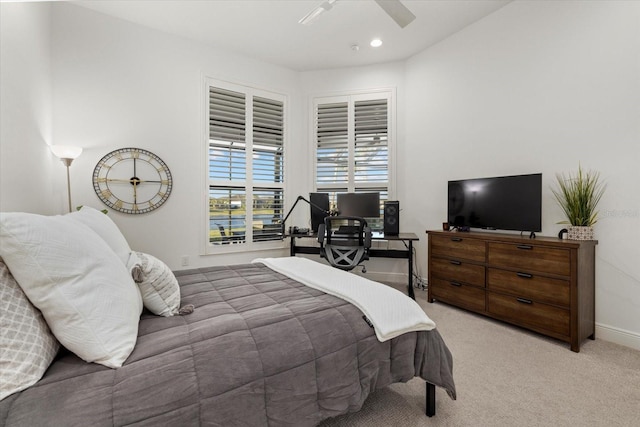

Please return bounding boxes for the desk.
[289,232,420,299]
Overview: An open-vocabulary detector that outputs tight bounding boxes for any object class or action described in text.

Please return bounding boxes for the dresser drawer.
[431,235,485,262]
[431,277,486,312]
[430,257,485,287]
[487,268,570,307]
[487,292,570,337]
[488,243,571,276]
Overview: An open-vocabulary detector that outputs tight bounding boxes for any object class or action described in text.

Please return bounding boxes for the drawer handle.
[517,245,533,250]
[450,237,462,242]
[516,272,533,279]
[516,297,533,304]
[449,260,462,266]
[450,282,462,287]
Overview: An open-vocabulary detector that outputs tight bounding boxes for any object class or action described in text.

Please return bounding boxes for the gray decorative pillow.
[0,260,59,401]
[134,252,180,317]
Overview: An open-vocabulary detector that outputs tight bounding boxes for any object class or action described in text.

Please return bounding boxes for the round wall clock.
[92,148,173,214]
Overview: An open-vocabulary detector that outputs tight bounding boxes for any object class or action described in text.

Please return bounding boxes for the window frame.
[311,88,396,228]
[203,77,289,255]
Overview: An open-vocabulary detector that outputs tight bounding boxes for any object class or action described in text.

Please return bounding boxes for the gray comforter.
[0,263,455,426]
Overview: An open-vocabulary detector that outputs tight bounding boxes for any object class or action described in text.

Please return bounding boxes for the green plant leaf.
[551,164,606,226]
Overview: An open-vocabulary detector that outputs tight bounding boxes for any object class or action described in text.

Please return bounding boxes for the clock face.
[92,148,172,214]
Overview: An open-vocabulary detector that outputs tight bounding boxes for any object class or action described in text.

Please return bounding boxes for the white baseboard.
[595,323,640,351]
[356,271,407,285]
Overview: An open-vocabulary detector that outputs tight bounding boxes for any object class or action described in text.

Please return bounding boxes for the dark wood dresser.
[427,230,597,352]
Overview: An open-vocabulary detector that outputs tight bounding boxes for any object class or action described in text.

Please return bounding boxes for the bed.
[0,209,455,426]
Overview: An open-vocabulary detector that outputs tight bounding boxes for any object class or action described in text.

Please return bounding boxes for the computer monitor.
[336,192,380,218]
[309,192,330,232]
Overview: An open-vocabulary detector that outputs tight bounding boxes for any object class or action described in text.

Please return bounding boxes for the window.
[314,91,394,231]
[206,80,285,250]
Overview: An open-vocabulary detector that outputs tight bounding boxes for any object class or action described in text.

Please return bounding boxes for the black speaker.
[309,192,330,232]
[383,201,399,235]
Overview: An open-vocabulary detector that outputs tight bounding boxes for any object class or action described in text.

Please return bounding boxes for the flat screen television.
[447,173,542,232]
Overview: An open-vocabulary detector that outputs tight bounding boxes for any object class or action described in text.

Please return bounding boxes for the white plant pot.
[567,225,594,240]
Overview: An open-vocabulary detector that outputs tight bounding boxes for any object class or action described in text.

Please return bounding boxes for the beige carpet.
[321,286,640,427]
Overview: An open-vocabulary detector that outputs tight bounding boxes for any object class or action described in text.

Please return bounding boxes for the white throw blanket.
[253,257,436,342]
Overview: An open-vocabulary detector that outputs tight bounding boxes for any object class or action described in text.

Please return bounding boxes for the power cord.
[402,241,427,292]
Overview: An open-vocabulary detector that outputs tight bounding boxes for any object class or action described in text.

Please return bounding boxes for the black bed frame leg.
[425,382,436,417]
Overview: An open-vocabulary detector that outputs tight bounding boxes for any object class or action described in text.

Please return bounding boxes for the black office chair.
[317,216,372,272]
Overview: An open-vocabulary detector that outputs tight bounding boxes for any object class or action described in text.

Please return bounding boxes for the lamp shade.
[51,145,83,160]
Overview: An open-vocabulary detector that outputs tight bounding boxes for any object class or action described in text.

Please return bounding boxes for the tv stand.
[427,231,596,352]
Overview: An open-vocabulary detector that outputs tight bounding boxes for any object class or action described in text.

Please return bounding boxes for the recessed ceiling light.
[370,39,383,48]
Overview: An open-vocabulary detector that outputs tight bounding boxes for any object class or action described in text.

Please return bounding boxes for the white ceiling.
[71,0,511,71]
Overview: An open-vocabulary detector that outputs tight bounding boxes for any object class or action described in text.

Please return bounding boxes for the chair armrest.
[364,227,372,249]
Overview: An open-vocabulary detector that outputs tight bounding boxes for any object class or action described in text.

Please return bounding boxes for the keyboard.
[335,225,359,235]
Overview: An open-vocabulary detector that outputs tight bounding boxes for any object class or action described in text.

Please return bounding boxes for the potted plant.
[551,165,605,240]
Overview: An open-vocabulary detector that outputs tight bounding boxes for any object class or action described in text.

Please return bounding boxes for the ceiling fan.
[299,0,416,28]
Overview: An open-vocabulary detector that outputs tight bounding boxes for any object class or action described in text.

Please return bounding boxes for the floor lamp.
[50,145,83,213]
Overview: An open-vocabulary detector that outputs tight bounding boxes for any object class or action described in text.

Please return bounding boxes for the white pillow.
[0,212,143,368]
[67,206,140,273]
[135,252,180,317]
[1,260,60,401]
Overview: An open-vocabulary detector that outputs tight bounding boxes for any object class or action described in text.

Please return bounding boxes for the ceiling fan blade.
[374,0,416,28]
[299,0,337,25]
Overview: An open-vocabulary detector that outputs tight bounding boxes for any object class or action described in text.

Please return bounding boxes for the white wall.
[0,2,57,214]
[49,3,303,269]
[404,0,640,347]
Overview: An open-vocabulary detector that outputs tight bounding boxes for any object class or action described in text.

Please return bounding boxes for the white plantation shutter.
[354,99,388,183]
[253,96,284,183]
[209,88,246,143]
[252,188,283,242]
[209,88,246,181]
[314,91,394,230]
[316,102,349,185]
[208,187,247,243]
[251,96,285,243]
[207,80,286,248]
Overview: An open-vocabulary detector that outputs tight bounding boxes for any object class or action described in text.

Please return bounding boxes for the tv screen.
[337,192,380,218]
[448,173,542,232]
